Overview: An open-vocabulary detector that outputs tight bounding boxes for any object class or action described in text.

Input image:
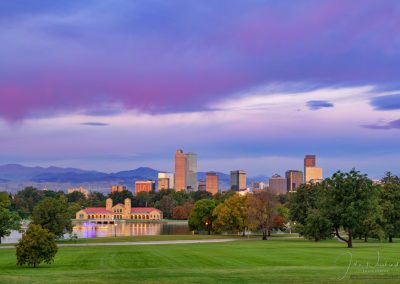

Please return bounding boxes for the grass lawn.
[1,238,400,283]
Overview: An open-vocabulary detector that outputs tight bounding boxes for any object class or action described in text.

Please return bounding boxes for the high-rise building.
[206,172,219,195]
[158,172,174,190]
[252,181,266,191]
[174,150,187,191]
[135,180,156,194]
[305,167,323,184]
[230,170,247,191]
[111,185,127,193]
[185,153,198,191]
[304,154,323,184]
[268,174,287,195]
[285,170,303,192]
[304,155,316,167]
[174,149,198,192]
[198,180,206,191]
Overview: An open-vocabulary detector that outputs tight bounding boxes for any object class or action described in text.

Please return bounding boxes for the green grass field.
[1,238,400,283]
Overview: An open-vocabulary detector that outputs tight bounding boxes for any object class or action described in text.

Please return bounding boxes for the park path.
[0,238,236,249]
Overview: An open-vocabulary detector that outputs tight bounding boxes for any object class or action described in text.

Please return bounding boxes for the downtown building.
[158,172,174,190]
[304,154,323,184]
[268,174,287,195]
[285,170,303,192]
[135,180,156,195]
[230,170,247,191]
[206,172,219,195]
[174,149,198,192]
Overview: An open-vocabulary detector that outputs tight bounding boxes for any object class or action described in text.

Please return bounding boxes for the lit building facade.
[111,185,127,193]
[230,170,247,191]
[269,174,287,195]
[174,149,198,192]
[158,172,174,190]
[304,154,323,184]
[135,180,156,194]
[285,170,303,192]
[174,149,187,191]
[206,172,219,195]
[75,198,162,223]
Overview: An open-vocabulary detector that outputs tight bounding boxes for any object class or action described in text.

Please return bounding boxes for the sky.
[0,0,400,177]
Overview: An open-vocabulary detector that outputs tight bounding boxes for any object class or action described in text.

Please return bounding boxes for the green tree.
[288,183,322,227]
[31,196,72,238]
[87,192,106,207]
[302,209,333,242]
[0,207,21,244]
[189,199,216,234]
[0,192,11,208]
[380,172,400,242]
[213,194,248,235]
[108,190,134,204]
[190,191,212,202]
[14,187,44,217]
[158,195,177,219]
[66,191,87,205]
[323,169,379,248]
[16,224,58,268]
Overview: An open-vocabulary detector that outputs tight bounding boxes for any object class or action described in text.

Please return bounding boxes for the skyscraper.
[174,149,198,192]
[230,170,246,191]
[185,152,198,191]
[285,170,303,192]
[158,172,174,190]
[268,174,287,195]
[206,172,218,195]
[174,149,186,191]
[304,154,323,183]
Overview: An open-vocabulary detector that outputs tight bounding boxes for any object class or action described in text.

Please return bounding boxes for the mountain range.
[0,164,268,193]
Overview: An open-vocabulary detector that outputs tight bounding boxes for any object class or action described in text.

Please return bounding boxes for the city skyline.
[1,1,400,177]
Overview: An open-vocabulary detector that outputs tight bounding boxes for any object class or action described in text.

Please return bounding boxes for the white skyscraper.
[185,153,198,191]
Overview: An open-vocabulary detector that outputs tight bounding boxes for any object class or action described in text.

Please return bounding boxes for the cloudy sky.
[1,0,400,177]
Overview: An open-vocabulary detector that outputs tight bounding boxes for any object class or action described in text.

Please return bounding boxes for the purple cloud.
[370,94,400,110]
[1,0,400,121]
[362,119,400,130]
[80,122,109,126]
[306,100,334,110]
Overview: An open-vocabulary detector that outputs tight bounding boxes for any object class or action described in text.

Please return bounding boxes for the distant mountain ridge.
[0,164,268,192]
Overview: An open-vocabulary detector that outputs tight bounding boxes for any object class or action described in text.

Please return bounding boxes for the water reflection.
[72,221,190,238]
[1,222,190,244]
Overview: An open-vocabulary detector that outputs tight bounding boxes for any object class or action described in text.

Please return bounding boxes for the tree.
[323,169,380,248]
[0,192,11,208]
[288,183,322,227]
[14,187,44,217]
[213,194,248,235]
[134,191,153,207]
[172,202,193,220]
[66,191,87,205]
[0,207,21,244]
[31,196,72,238]
[246,191,278,240]
[87,192,106,207]
[190,191,212,202]
[302,209,333,241]
[108,190,134,204]
[189,199,216,234]
[16,224,58,268]
[380,172,400,242]
[158,195,177,219]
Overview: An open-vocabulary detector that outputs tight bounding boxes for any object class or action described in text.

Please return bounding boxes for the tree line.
[288,170,400,248]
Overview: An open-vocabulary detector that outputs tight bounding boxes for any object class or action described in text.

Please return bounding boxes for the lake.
[1,221,190,244]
